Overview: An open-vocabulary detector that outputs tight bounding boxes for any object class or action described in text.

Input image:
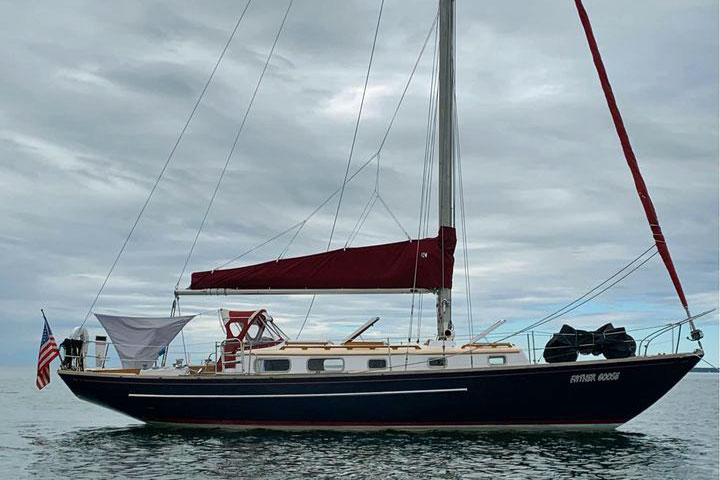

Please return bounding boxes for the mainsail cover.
[190,227,456,291]
[95,314,195,369]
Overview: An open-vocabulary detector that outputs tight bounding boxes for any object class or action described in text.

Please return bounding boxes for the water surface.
[1,367,717,479]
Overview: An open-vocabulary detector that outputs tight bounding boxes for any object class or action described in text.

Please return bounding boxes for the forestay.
[95,314,195,369]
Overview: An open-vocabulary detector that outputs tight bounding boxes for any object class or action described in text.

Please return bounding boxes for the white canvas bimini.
[95,314,195,369]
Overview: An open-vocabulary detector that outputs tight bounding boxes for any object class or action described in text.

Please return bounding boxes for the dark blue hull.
[59,353,700,430]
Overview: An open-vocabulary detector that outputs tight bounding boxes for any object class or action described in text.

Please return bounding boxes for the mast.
[437,0,455,340]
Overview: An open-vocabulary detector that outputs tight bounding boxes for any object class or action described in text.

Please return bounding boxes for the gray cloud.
[0,0,716,365]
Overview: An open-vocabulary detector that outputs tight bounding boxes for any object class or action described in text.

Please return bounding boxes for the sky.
[0,0,717,367]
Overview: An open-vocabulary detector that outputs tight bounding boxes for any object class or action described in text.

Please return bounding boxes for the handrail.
[59,310,715,374]
[638,308,716,356]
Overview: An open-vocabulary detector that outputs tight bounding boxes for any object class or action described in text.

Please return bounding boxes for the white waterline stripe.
[128,387,467,399]
[148,421,622,431]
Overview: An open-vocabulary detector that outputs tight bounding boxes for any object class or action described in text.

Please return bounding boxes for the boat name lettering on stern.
[569,372,620,384]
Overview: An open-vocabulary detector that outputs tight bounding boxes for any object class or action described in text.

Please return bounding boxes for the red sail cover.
[574,0,689,310]
[190,227,456,291]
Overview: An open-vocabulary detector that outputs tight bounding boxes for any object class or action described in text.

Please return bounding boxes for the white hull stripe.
[129,387,468,399]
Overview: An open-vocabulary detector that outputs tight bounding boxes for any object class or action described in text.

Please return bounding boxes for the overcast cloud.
[0,0,717,366]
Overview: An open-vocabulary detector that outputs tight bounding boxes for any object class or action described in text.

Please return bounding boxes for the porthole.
[488,356,506,366]
[368,359,387,369]
[258,358,290,372]
[428,357,447,367]
[307,358,345,372]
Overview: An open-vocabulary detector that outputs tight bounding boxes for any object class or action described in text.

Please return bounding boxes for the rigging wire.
[412,23,439,343]
[175,0,294,290]
[352,290,704,376]
[79,0,253,327]
[343,14,441,250]
[494,245,659,343]
[220,222,304,270]
[700,357,719,371]
[345,187,379,248]
[297,0,385,339]
[352,319,681,375]
[454,91,475,350]
[278,220,307,260]
[174,299,189,365]
[415,95,439,341]
[216,153,378,269]
[377,195,411,240]
[180,10,437,339]
[327,0,385,250]
[344,153,411,248]
[346,198,378,247]
[219,12,439,270]
[376,14,439,153]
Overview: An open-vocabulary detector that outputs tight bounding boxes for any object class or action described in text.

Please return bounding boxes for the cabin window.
[488,356,506,366]
[228,322,243,337]
[307,358,344,372]
[428,357,447,367]
[368,359,387,369]
[258,358,290,372]
[246,323,261,341]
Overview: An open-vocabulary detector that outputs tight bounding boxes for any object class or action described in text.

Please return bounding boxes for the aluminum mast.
[436,0,455,340]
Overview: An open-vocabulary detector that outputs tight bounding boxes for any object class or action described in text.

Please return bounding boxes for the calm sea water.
[0,367,717,480]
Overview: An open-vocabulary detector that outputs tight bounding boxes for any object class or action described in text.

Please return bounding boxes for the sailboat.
[58,0,709,430]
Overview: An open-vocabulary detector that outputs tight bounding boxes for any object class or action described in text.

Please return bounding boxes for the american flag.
[36,313,59,390]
